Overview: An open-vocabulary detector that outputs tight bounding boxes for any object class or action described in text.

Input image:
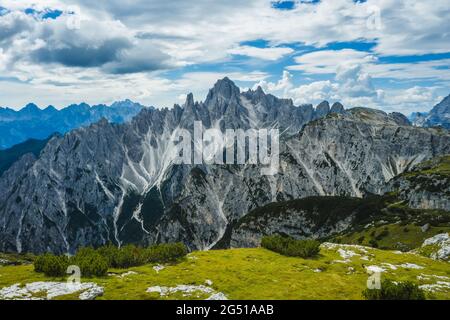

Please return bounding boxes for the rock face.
[411,94,450,129]
[230,197,363,248]
[385,156,450,211]
[0,99,145,149]
[389,112,411,126]
[330,102,345,114]
[421,233,450,261]
[0,78,449,254]
[0,135,56,177]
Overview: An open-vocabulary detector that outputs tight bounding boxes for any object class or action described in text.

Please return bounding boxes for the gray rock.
[0,78,449,253]
[330,102,344,114]
[411,94,450,129]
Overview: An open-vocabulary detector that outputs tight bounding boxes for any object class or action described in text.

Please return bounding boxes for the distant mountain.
[0,99,146,149]
[411,94,450,129]
[0,78,447,254]
[0,135,57,177]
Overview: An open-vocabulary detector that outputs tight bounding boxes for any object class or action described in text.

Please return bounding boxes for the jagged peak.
[206,77,240,102]
[44,105,57,112]
[316,100,330,110]
[184,92,195,108]
[110,99,144,109]
[330,102,344,114]
[255,85,265,94]
[21,103,40,112]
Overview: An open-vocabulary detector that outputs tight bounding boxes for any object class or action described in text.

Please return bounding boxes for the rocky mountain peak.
[21,103,40,114]
[330,102,344,114]
[206,77,241,103]
[410,94,450,129]
[389,112,411,126]
[315,101,330,118]
[184,93,195,108]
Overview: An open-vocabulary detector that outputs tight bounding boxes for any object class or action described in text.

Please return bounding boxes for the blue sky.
[0,0,449,114]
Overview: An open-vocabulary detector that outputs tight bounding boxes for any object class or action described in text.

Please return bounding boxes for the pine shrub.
[362,279,426,300]
[33,253,69,277]
[261,235,320,258]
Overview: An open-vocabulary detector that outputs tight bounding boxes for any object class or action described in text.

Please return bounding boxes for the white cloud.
[227,45,293,61]
[288,49,450,81]
[290,80,336,105]
[252,67,443,114]
[253,70,293,97]
[288,49,377,74]
[0,0,448,109]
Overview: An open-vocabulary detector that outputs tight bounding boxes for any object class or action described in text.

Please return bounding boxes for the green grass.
[404,155,450,177]
[1,246,449,300]
[333,223,450,252]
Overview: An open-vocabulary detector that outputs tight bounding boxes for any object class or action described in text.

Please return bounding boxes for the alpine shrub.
[261,235,320,258]
[362,279,426,300]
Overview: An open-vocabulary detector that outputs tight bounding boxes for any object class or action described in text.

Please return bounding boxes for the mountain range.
[0,100,146,150]
[410,94,450,129]
[0,78,449,254]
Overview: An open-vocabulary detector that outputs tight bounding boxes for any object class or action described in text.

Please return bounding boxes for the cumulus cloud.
[227,45,294,60]
[253,70,293,96]
[253,66,444,114]
[0,9,174,75]
[288,49,377,74]
[254,63,380,106]
[0,10,33,44]
[0,0,448,110]
[288,49,450,81]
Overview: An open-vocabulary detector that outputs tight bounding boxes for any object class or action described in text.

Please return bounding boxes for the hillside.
[386,155,450,211]
[0,245,448,300]
[230,193,450,251]
[0,135,56,177]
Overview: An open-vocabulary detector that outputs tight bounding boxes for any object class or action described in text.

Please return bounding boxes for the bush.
[34,242,188,277]
[72,247,109,277]
[145,243,188,263]
[34,253,69,277]
[97,243,187,268]
[368,239,379,248]
[363,279,426,300]
[261,235,320,258]
[115,245,146,268]
[96,243,120,267]
[375,229,389,240]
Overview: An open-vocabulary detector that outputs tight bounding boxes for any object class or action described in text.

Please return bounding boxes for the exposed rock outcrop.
[0,78,449,253]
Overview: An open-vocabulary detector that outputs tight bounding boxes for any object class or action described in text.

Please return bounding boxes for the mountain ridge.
[0,100,147,149]
[410,94,450,129]
[0,78,448,254]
